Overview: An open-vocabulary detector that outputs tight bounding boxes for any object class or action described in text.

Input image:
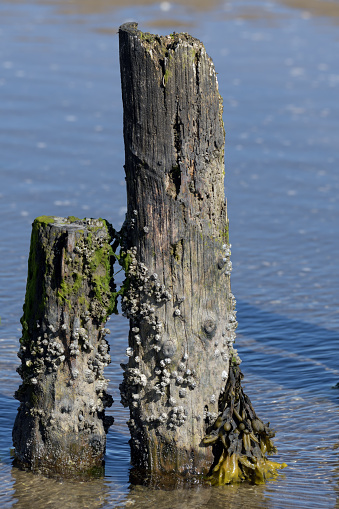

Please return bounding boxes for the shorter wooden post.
[13,216,116,477]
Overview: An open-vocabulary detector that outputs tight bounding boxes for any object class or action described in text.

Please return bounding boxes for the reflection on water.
[1,0,339,507]
[10,469,113,509]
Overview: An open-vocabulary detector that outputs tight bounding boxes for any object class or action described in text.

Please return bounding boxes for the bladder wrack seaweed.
[203,362,287,485]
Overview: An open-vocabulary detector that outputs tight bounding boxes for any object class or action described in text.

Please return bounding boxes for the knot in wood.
[163,341,176,358]
[203,319,217,337]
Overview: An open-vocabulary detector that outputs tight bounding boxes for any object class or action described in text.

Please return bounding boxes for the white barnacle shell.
[210,394,216,404]
[221,370,228,380]
[169,397,177,406]
[158,412,167,423]
[78,327,87,337]
[126,347,134,357]
[174,309,181,316]
[214,349,221,357]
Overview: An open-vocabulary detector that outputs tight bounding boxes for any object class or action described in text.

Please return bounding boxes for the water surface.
[1,0,339,507]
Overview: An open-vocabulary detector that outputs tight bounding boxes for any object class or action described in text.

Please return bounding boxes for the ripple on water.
[1,0,339,507]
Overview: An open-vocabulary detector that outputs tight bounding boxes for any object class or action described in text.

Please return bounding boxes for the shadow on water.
[236,299,339,395]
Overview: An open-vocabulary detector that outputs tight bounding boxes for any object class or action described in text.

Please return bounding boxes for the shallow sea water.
[1,0,339,507]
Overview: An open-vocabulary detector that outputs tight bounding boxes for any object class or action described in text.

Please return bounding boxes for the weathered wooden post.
[13,216,115,477]
[118,23,285,482]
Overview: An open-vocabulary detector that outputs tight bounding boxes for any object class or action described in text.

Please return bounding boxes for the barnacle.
[203,363,287,485]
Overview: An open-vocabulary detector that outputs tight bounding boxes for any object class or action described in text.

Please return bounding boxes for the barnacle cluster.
[16,217,115,388]
[203,362,286,485]
[120,247,172,321]
[118,239,237,441]
[119,247,173,398]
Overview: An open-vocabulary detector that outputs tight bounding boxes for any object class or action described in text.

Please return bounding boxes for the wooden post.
[118,23,285,482]
[119,22,231,474]
[13,216,115,477]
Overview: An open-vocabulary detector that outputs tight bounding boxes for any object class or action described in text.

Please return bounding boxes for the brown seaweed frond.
[203,362,287,485]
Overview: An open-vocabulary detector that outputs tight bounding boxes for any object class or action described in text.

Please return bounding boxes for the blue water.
[1,0,339,507]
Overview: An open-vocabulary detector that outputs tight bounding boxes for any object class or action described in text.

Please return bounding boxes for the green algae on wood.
[13,216,115,478]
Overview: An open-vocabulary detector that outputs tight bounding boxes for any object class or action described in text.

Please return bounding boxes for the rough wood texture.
[13,216,115,477]
[119,23,236,475]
